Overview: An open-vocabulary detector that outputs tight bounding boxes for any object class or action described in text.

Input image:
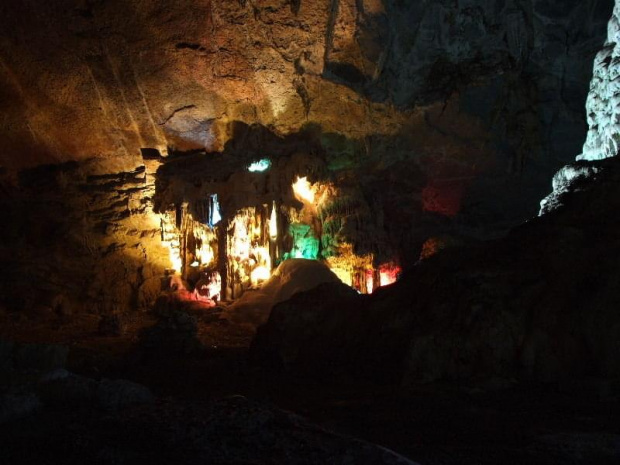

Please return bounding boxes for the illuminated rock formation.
[0,161,170,314]
[254,154,620,382]
[0,0,612,237]
[541,0,620,213]
[580,0,620,161]
[152,132,402,303]
[0,0,615,317]
[252,3,620,381]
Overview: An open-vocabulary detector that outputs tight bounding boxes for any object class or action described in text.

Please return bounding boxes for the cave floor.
[1,311,619,465]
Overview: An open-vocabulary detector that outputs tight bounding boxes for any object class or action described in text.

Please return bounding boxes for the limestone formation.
[0,0,618,384]
[581,0,620,160]
[0,0,613,234]
[541,0,620,212]
[0,159,170,314]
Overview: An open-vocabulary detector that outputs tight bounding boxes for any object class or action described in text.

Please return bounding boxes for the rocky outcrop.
[541,0,620,210]
[580,0,620,161]
[139,308,202,354]
[252,155,620,384]
[251,281,371,373]
[0,159,169,314]
[539,161,603,214]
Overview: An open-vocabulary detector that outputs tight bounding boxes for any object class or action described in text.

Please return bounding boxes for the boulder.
[38,373,98,409]
[251,281,369,373]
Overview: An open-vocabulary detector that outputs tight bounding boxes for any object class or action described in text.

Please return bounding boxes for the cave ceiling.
[0,0,614,234]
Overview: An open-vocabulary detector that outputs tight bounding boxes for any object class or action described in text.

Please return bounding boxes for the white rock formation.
[540,0,620,214]
[580,0,620,160]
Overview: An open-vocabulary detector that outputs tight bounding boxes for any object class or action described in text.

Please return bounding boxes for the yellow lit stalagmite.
[269,201,278,240]
[229,207,273,290]
[157,175,401,301]
[161,211,183,272]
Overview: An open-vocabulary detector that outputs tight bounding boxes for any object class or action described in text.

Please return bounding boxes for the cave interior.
[1,0,620,464]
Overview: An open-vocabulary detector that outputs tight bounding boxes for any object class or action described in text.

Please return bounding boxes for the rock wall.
[0,0,612,233]
[580,0,620,160]
[0,159,169,314]
[540,0,620,212]
[0,0,615,315]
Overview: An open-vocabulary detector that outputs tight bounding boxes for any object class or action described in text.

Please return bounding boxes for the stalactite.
[156,156,402,300]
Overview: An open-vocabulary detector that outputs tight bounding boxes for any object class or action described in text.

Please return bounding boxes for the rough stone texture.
[13,342,68,373]
[252,156,620,384]
[38,372,154,411]
[0,0,613,234]
[95,379,155,411]
[580,0,620,160]
[98,313,128,336]
[539,161,602,214]
[37,371,98,409]
[0,340,14,376]
[0,339,69,382]
[0,395,420,465]
[0,0,615,315]
[532,433,620,463]
[0,159,169,313]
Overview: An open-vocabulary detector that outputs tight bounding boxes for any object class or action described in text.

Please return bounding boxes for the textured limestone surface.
[0,0,615,316]
[540,0,620,212]
[0,0,612,231]
[580,0,620,160]
[0,159,169,314]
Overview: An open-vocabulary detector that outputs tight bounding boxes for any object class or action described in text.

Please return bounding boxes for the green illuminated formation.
[284,223,320,260]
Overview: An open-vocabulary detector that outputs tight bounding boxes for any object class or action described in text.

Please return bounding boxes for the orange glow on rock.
[292,176,316,204]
